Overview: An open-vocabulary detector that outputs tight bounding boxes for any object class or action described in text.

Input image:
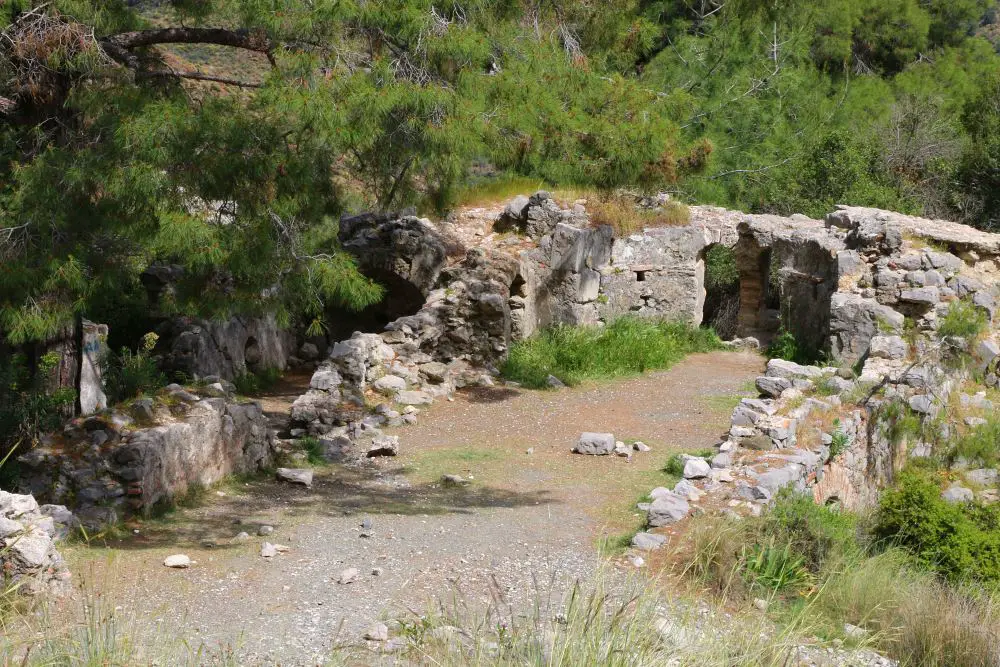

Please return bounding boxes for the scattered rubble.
[0,492,73,595]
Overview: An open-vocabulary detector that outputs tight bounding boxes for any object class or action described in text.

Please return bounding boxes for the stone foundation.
[18,385,276,526]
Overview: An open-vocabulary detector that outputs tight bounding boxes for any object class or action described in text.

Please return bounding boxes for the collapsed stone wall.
[0,491,74,596]
[17,383,276,527]
[638,204,1000,518]
[295,194,1000,509]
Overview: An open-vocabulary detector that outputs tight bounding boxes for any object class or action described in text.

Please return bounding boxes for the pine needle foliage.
[0,0,709,344]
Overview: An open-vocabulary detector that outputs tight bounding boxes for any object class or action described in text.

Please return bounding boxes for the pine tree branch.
[101,27,276,68]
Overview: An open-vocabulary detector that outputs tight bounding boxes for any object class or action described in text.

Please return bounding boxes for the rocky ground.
[46,351,762,665]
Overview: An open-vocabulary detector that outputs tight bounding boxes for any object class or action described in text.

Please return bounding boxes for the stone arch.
[244,336,262,373]
[325,269,426,341]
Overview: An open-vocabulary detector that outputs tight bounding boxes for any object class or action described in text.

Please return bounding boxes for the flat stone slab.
[631,532,668,551]
[164,554,191,568]
[276,468,314,487]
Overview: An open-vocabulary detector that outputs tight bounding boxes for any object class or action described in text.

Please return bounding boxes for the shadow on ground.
[459,386,523,403]
[91,464,555,552]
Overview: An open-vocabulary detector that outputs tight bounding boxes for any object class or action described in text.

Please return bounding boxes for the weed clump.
[588,196,690,236]
[937,299,988,341]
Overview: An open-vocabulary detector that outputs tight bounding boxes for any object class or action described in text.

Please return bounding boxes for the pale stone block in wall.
[78,320,108,416]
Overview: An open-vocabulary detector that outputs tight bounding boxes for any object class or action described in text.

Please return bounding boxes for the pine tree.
[0,0,698,344]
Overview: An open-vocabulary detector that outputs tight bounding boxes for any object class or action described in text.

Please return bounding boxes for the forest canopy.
[2,0,1000,345]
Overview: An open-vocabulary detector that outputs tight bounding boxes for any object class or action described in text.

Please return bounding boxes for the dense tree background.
[2,0,1000,348]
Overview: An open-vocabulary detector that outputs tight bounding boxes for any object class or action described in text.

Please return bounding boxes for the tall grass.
[357,570,836,667]
[810,550,1000,666]
[502,318,722,388]
[446,175,549,209]
[666,492,1000,667]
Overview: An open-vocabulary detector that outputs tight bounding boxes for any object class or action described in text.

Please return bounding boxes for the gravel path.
[58,350,763,665]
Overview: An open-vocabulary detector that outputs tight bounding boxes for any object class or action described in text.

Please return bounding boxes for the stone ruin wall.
[303,194,1000,510]
[18,192,1000,526]
[16,385,276,528]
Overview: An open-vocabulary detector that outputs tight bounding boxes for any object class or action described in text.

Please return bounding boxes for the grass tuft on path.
[502,317,723,389]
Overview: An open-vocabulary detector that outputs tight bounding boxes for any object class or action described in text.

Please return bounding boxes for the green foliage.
[878,398,926,446]
[952,413,1000,467]
[704,244,739,293]
[874,468,1000,583]
[958,70,1000,229]
[297,436,326,466]
[663,449,715,478]
[767,329,802,363]
[232,367,281,397]
[757,488,860,572]
[103,333,165,405]
[937,299,989,340]
[0,352,74,483]
[826,418,852,460]
[2,0,1000,363]
[742,538,813,594]
[501,317,722,389]
[639,0,999,226]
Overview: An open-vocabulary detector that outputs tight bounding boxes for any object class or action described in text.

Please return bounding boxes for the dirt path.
[56,351,762,665]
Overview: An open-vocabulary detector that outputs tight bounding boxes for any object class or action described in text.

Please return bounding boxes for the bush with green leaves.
[755,488,860,572]
[232,367,281,397]
[702,244,740,339]
[663,449,716,479]
[103,333,165,405]
[937,299,989,341]
[502,317,722,389]
[874,468,1000,584]
[951,413,1000,469]
[742,537,814,594]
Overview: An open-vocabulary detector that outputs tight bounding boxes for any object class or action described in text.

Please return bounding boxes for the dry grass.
[812,550,1000,666]
[661,511,1000,667]
[587,196,690,237]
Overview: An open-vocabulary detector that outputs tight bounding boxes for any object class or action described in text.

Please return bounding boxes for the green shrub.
[233,367,281,396]
[767,328,826,366]
[502,317,722,389]
[298,436,325,466]
[877,399,925,446]
[704,244,739,292]
[874,468,1000,584]
[767,329,800,363]
[702,244,740,339]
[104,333,165,405]
[937,299,988,341]
[952,414,1000,467]
[663,449,715,478]
[829,421,850,460]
